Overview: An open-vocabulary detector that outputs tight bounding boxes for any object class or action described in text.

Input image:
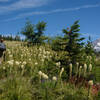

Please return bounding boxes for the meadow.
[0,21,100,100]
[0,41,99,100]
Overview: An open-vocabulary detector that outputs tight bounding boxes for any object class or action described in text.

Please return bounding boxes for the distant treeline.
[0,34,21,41]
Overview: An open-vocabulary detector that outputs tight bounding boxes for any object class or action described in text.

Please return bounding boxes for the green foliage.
[0,41,97,100]
[62,20,85,64]
[0,34,21,41]
[30,76,92,100]
[0,75,31,100]
[21,20,47,44]
[96,91,100,100]
[85,36,96,72]
[93,67,100,82]
[22,20,34,38]
[85,36,94,56]
[0,19,98,100]
[51,21,97,82]
[52,36,66,51]
[52,20,86,65]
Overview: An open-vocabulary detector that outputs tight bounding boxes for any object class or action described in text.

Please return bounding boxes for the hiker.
[0,39,6,64]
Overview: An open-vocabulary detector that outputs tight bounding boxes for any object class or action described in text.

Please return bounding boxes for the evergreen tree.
[32,21,46,43]
[62,20,85,64]
[21,20,34,42]
[52,36,65,51]
[21,20,47,44]
[85,36,94,56]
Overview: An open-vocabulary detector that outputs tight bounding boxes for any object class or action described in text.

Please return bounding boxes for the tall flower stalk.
[69,63,72,79]
[87,80,93,100]
[79,66,82,78]
[59,68,64,78]
[89,64,92,73]
[76,62,79,76]
[84,64,87,77]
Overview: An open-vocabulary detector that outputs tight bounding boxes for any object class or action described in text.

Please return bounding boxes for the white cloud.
[0,0,48,13]
[0,0,10,2]
[97,43,100,46]
[4,3,100,21]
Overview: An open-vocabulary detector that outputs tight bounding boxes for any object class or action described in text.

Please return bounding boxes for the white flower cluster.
[38,71,48,80]
[88,80,93,86]
[4,41,57,72]
[76,63,92,72]
[56,62,61,67]
[52,76,57,81]
[7,60,14,66]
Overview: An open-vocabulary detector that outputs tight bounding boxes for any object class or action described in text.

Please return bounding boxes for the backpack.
[0,43,6,51]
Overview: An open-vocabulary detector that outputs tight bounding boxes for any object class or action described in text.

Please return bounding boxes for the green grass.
[94,58,100,82]
[94,67,100,82]
[0,41,97,100]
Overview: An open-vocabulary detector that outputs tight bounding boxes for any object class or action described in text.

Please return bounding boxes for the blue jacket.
[0,43,6,51]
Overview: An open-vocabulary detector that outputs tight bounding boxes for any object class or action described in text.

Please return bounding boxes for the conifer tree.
[21,20,34,42]
[21,20,47,44]
[52,36,65,51]
[33,21,46,43]
[62,20,85,64]
[85,36,94,56]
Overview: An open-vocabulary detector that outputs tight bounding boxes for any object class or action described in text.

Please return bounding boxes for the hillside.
[0,41,99,100]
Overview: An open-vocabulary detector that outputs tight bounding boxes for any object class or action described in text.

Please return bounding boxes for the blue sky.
[0,0,100,41]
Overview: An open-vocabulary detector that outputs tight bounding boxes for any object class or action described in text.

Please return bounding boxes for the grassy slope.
[0,41,97,100]
[93,57,100,82]
[94,67,100,82]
